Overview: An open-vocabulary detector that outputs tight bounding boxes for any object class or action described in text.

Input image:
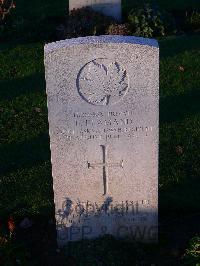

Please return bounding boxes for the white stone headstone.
[69,0,121,21]
[44,35,159,247]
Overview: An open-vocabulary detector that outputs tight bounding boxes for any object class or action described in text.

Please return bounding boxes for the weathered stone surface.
[44,35,159,247]
[69,0,121,21]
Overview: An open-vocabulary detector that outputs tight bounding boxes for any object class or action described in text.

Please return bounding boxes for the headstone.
[44,35,159,247]
[69,0,121,21]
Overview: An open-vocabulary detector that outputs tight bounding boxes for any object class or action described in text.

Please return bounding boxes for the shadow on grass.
[160,177,200,215]
[0,161,54,221]
[0,133,50,177]
[0,73,45,101]
[159,34,200,58]
[160,90,200,123]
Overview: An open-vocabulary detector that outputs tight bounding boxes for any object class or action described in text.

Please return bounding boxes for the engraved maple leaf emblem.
[78,59,129,106]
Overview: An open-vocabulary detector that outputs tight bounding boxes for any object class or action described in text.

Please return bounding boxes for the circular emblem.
[77,58,129,106]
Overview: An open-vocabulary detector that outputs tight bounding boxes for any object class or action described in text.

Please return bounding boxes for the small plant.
[56,7,114,40]
[0,0,15,22]
[106,23,130,35]
[0,216,30,265]
[185,9,200,32]
[183,236,200,265]
[128,3,176,38]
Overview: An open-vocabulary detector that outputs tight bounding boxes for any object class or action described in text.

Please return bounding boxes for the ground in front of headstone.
[7,214,200,265]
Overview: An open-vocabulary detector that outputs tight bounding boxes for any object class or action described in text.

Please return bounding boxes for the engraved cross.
[87,145,123,195]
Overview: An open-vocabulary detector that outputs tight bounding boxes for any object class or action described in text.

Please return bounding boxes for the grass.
[0,43,52,219]
[159,35,200,216]
[0,0,200,265]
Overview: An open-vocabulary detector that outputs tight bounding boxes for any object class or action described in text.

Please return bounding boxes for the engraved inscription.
[56,110,153,141]
[77,58,129,106]
[87,145,124,195]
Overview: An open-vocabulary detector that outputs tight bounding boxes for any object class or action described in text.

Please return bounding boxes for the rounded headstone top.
[44,35,159,54]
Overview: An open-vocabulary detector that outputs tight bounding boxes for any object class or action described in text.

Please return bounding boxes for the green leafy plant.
[185,9,200,32]
[183,236,200,265]
[106,23,130,35]
[128,3,176,38]
[56,7,114,40]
